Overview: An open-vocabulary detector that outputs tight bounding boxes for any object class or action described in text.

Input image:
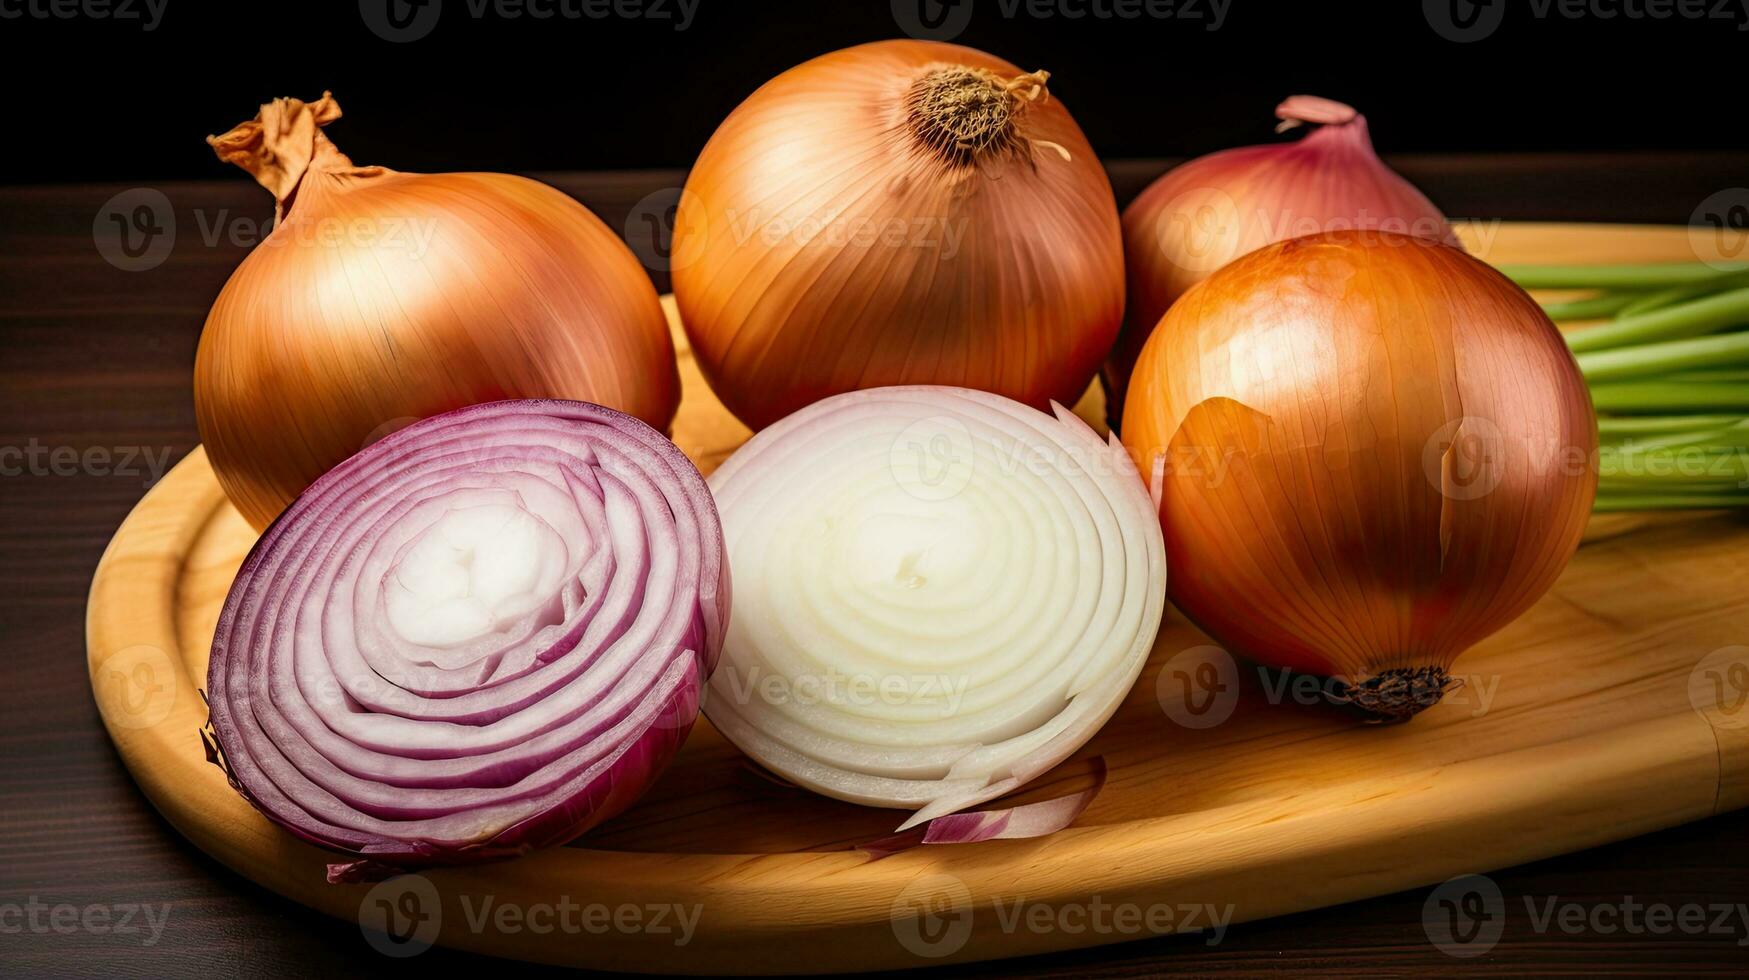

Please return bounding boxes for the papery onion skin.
[205,400,727,877]
[1122,231,1596,722]
[704,386,1164,827]
[196,93,679,530]
[1105,96,1455,425]
[672,41,1124,431]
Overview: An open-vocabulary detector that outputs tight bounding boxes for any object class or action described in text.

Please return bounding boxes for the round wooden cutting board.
[87,225,1749,973]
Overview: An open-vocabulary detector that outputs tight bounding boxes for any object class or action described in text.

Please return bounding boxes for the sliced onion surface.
[704,387,1165,828]
[205,400,727,878]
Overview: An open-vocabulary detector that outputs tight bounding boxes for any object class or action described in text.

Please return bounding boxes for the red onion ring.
[205,400,727,880]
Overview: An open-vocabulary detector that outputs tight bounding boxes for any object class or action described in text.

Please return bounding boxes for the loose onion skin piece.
[704,387,1165,827]
[1106,96,1454,425]
[205,400,727,879]
[1123,231,1596,722]
[196,93,679,530]
[672,41,1124,431]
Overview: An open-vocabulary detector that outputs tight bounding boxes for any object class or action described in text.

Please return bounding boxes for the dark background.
[2,0,1746,187]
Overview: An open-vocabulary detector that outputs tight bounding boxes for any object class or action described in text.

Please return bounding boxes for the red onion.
[204,400,727,880]
[1105,95,1456,423]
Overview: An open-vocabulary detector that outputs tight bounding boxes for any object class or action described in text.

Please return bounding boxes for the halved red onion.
[205,400,727,880]
[704,387,1165,828]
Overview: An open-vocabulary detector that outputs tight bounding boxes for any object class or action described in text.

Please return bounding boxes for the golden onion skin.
[1122,231,1597,720]
[671,40,1123,431]
[195,94,677,530]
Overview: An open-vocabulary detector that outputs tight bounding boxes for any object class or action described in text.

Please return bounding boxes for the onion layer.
[703,387,1164,826]
[205,400,727,878]
[1106,96,1454,424]
[672,41,1123,430]
[197,93,679,530]
[1123,232,1596,722]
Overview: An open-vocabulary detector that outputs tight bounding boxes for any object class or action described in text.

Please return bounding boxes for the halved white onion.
[704,387,1165,827]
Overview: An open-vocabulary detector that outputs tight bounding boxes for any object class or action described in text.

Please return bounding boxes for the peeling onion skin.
[672,41,1124,431]
[1122,232,1596,722]
[205,400,727,877]
[1105,96,1454,425]
[704,387,1165,827]
[196,93,679,531]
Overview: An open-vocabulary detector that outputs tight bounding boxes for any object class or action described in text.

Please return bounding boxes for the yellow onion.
[1106,96,1454,423]
[196,93,678,529]
[1123,231,1597,722]
[671,40,1123,430]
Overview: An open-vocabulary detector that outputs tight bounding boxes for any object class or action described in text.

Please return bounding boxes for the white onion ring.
[205,400,727,879]
[704,387,1165,827]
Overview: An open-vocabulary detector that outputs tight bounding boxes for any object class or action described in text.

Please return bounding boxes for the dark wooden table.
[5,157,1749,977]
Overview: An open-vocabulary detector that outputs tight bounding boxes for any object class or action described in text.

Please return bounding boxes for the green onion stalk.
[1505,262,1749,513]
